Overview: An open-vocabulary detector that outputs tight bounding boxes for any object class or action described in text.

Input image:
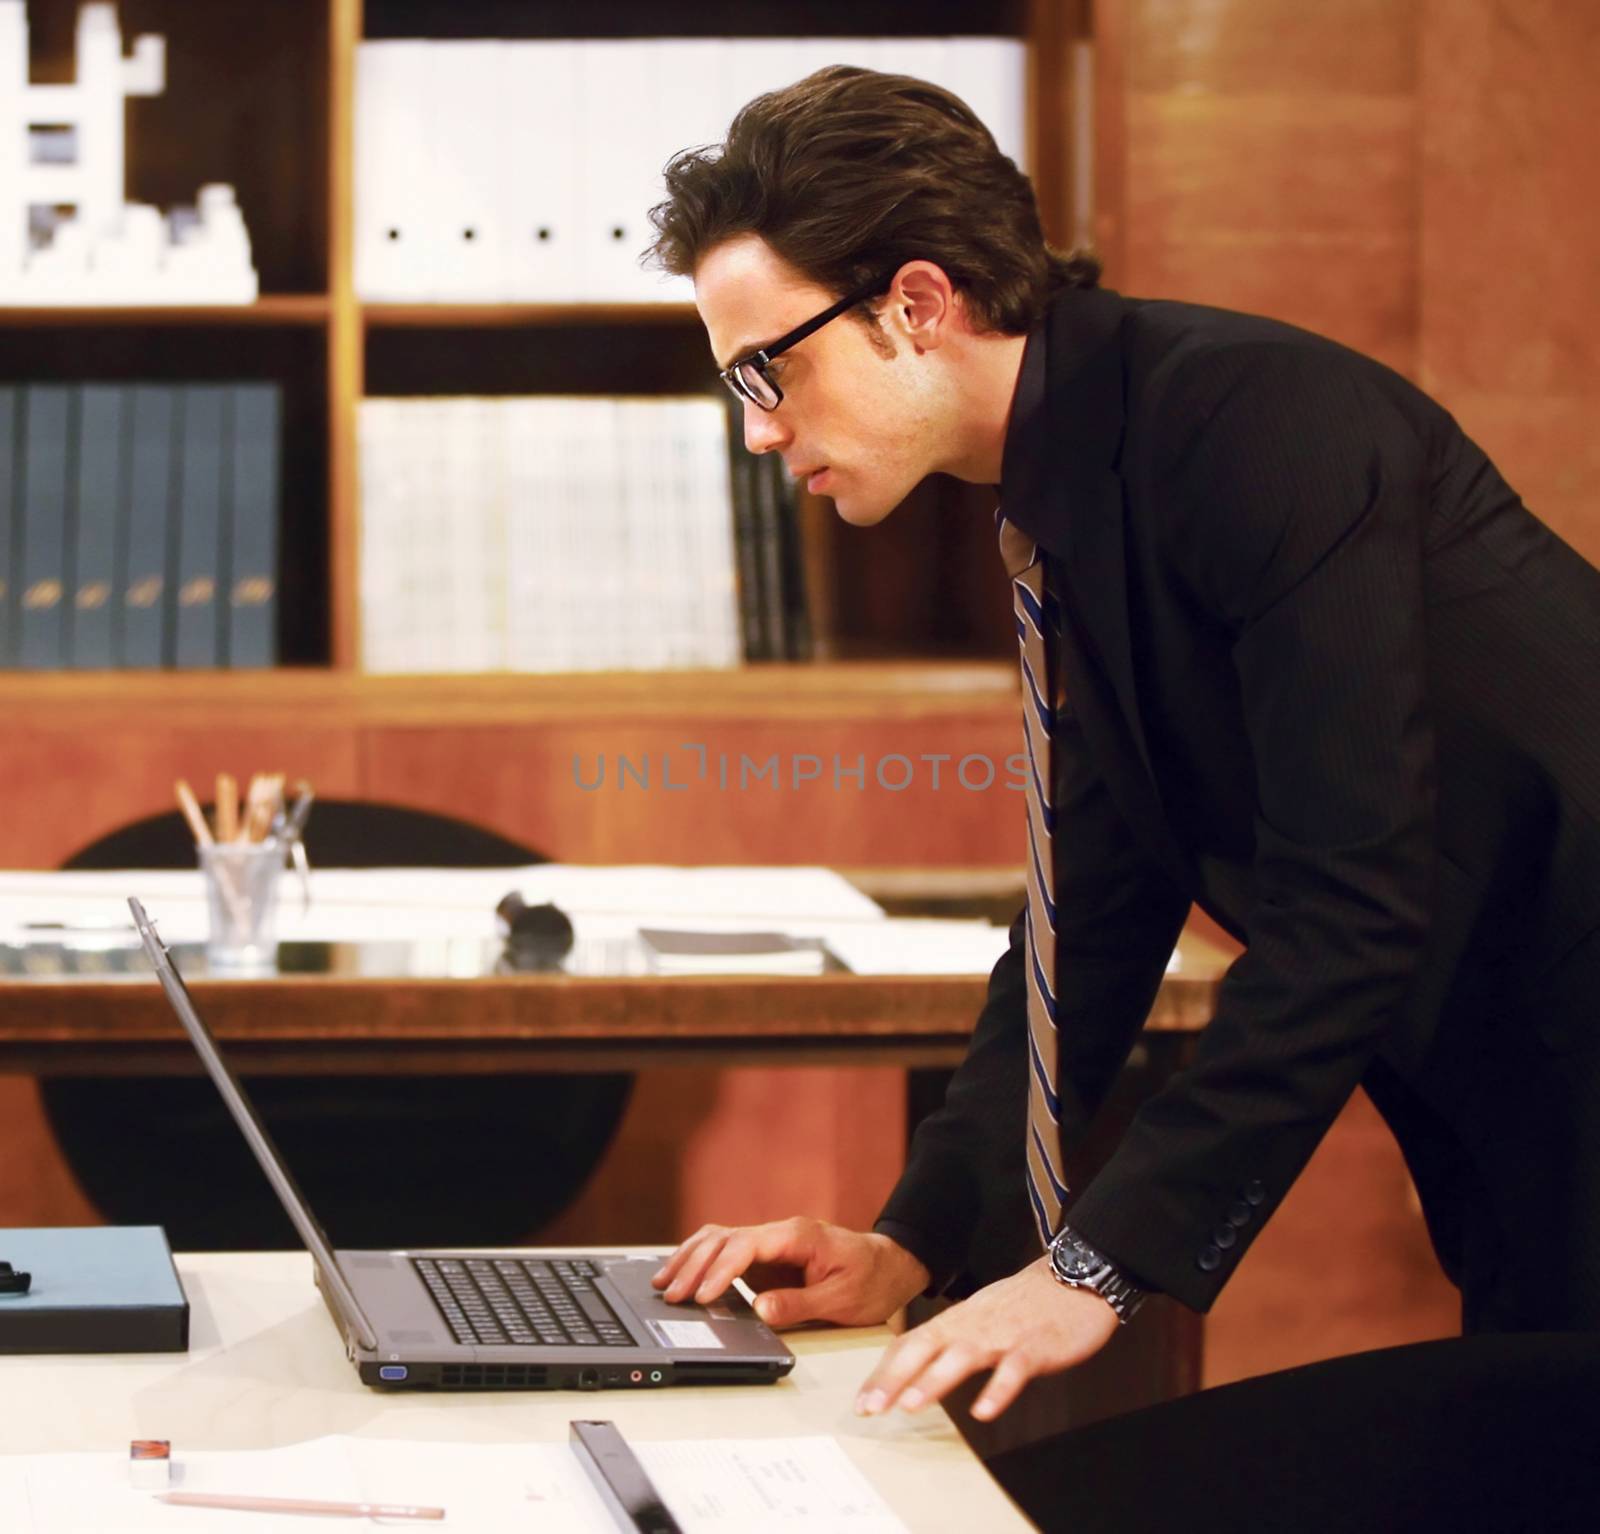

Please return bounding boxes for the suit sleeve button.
[1244,1181,1266,1206]
[1227,1202,1251,1227]
[1196,1246,1222,1273]
[1213,1224,1238,1250]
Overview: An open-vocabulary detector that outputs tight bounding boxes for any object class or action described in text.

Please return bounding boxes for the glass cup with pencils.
[174,773,313,972]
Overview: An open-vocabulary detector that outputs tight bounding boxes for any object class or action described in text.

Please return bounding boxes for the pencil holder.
[200,837,289,971]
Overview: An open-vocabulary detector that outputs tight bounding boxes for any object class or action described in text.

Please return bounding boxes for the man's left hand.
[855,1256,1120,1422]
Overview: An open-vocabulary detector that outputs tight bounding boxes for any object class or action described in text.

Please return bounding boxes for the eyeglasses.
[718,271,896,412]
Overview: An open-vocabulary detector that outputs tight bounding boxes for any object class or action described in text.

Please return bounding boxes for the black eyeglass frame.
[718,270,898,412]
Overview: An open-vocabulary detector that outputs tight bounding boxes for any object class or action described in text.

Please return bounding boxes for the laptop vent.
[438,1364,549,1390]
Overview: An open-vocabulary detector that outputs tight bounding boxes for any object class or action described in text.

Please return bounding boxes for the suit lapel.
[1006,289,1193,890]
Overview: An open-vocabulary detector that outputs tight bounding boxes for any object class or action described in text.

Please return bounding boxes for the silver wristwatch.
[1048,1227,1145,1324]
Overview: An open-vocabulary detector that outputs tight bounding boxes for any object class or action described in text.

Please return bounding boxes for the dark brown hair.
[647,65,1099,337]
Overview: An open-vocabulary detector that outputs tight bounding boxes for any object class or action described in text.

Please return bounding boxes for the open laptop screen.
[128,897,379,1352]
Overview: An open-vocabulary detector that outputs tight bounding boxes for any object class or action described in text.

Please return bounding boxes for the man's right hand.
[650,1217,931,1329]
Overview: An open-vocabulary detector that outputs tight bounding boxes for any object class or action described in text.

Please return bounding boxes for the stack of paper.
[354,36,1028,304]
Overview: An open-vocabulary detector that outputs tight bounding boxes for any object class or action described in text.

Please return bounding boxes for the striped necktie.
[999,512,1070,1248]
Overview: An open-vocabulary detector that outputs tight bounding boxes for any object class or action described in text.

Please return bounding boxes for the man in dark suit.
[646,65,1600,1425]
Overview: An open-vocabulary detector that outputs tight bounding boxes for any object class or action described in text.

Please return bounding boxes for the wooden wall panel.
[0,728,361,869]
[1125,0,1416,96]
[1418,0,1600,565]
[1116,0,1419,375]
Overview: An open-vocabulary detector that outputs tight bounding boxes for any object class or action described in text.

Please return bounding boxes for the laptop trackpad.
[605,1259,763,1349]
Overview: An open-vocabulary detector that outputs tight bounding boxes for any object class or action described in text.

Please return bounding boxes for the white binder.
[653,39,735,305]
[428,41,510,301]
[577,41,672,302]
[354,41,439,301]
[502,41,585,302]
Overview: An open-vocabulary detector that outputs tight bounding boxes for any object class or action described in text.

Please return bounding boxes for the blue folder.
[0,1226,189,1354]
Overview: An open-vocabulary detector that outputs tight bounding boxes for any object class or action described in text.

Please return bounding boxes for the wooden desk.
[0,928,1231,1077]
[0,1250,1033,1530]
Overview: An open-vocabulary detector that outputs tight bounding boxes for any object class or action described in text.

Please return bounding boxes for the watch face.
[1053,1239,1099,1281]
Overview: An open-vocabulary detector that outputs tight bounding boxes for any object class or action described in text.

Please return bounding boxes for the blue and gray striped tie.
[999,513,1070,1248]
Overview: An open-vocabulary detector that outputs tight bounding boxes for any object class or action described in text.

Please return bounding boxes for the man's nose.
[743,399,790,455]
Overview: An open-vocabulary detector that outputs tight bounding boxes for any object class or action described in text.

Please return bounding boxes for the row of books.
[361,394,804,674]
[0,383,280,670]
[355,35,1027,304]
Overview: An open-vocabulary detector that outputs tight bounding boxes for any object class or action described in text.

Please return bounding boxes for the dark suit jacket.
[877,286,1600,1313]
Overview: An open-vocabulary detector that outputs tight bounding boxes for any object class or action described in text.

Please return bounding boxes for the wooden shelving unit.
[0,295,333,326]
[1,0,1088,865]
[0,659,1018,725]
[361,303,702,328]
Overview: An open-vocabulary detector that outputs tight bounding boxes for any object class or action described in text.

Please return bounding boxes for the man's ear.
[886,261,958,353]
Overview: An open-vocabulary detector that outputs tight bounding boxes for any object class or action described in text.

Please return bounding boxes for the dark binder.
[226,383,281,668]
[121,384,176,668]
[173,384,226,668]
[69,384,125,669]
[723,393,769,661]
[751,448,788,661]
[0,1226,189,1355]
[773,467,813,661]
[18,384,71,669]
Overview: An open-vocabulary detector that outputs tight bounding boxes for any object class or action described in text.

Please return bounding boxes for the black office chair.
[39,800,633,1251]
[987,1332,1600,1534]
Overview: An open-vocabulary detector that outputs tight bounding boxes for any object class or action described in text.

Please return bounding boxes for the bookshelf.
[1,0,1088,865]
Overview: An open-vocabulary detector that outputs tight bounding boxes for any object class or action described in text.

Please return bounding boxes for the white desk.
[0,1251,1032,1530]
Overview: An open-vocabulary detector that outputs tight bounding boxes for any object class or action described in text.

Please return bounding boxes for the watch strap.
[1049,1228,1146,1324]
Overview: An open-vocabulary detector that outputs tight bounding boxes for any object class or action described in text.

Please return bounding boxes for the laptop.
[130,897,795,1392]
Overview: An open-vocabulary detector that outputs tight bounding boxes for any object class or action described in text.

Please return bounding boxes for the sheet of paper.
[637,1436,909,1530]
[1,1434,909,1533]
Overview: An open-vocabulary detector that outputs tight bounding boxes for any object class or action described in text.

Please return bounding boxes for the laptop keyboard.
[413,1256,634,1348]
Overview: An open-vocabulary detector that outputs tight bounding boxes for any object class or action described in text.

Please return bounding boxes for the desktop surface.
[0,1250,1033,1530]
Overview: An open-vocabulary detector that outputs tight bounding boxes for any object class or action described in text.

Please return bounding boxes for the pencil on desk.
[155,1491,444,1519]
[174,779,213,847]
